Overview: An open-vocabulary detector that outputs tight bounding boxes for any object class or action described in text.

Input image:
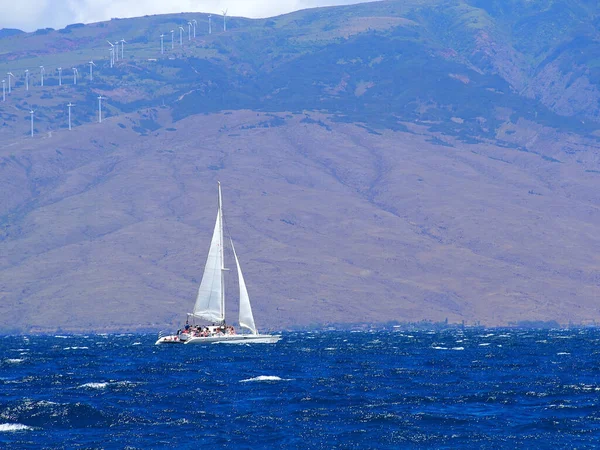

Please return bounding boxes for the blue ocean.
[1,329,599,448]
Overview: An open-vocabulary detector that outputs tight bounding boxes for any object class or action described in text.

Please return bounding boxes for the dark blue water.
[1,329,600,448]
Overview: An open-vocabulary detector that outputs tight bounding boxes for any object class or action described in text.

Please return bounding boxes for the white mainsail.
[231,239,257,335]
[191,191,224,323]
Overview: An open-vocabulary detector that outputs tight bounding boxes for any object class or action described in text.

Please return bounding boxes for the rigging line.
[221,201,236,245]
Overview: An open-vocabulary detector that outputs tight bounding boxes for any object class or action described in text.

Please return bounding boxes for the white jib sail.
[231,239,257,335]
[192,208,224,323]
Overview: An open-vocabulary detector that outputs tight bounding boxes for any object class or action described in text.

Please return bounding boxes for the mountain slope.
[1,109,600,332]
[1,1,600,332]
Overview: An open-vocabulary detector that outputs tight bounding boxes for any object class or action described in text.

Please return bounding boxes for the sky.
[1,0,377,32]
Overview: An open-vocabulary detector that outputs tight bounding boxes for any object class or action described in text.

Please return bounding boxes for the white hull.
[185,334,281,345]
[155,335,187,345]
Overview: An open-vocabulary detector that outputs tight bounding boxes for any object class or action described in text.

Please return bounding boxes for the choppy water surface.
[1,329,600,448]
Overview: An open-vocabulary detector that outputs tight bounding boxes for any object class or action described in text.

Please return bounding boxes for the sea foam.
[240,375,290,383]
[0,423,32,432]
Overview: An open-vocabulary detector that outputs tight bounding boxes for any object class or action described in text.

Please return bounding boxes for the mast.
[218,181,225,323]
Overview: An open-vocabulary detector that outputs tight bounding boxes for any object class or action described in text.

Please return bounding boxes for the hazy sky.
[1,0,377,32]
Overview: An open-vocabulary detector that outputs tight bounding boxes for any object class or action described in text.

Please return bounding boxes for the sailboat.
[155,182,281,345]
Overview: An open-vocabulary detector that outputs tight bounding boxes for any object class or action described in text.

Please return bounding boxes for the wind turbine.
[88,60,96,81]
[7,72,14,94]
[98,95,105,123]
[72,67,78,85]
[30,110,34,137]
[120,39,126,59]
[178,26,184,46]
[170,30,174,50]
[25,69,29,91]
[222,9,227,32]
[40,66,45,86]
[187,22,192,41]
[1,79,5,102]
[67,102,74,130]
[57,67,62,86]
[107,40,115,67]
[160,34,165,54]
[193,19,198,37]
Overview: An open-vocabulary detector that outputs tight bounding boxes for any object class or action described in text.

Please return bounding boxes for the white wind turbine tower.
[57,67,62,86]
[7,72,14,94]
[178,26,184,46]
[40,66,45,86]
[222,9,227,32]
[89,60,96,81]
[170,30,174,50]
[67,102,74,130]
[72,67,78,85]
[160,34,165,54]
[30,110,34,137]
[25,69,29,91]
[1,79,5,102]
[107,40,115,67]
[187,22,192,41]
[97,95,105,123]
[193,19,198,37]
[120,39,126,59]
[114,41,120,61]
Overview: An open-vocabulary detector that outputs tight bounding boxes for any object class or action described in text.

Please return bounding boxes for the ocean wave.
[0,423,32,432]
[79,382,109,389]
[240,375,290,383]
[63,346,90,350]
[78,381,136,390]
[5,358,25,364]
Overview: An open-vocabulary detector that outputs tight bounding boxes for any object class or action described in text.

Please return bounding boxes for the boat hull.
[155,335,187,345]
[184,334,281,345]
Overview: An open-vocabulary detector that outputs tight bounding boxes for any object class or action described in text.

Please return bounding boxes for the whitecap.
[432,346,449,350]
[132,342,142,346]
[0,423,32,432]
[478,343,491,346]
[324,347,337,351]
[63,346,89,350]
[557,352,570,356]
[240,375,290,383]
[79,382,109,389]
[5,359,24,364]
[451,347,465,351]
[54,335,69,339]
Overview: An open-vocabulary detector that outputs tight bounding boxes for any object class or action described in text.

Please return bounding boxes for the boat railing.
[157,330,170,339]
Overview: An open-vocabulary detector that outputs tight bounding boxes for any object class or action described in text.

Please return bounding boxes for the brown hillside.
[1,110,599,332]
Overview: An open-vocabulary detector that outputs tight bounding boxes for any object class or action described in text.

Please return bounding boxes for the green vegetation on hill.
[0,0,599,139]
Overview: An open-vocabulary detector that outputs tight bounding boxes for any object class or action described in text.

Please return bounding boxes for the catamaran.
[155,182,281,345]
